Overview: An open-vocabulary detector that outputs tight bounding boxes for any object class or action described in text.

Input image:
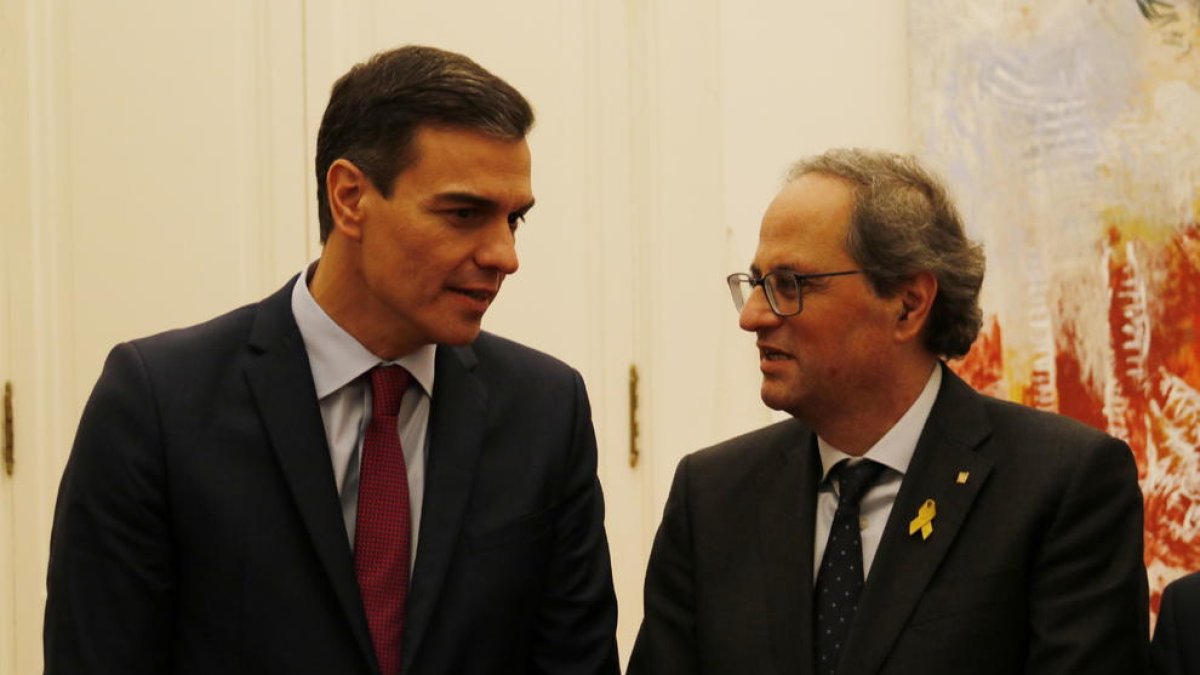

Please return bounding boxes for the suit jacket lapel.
[243,281,376,666]
[758,422,822,671]
[839,366,994,675]
[402,344,487,673]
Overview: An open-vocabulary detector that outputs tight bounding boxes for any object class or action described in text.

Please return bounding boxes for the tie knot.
[369,365,411,418]
[831,459,885,507]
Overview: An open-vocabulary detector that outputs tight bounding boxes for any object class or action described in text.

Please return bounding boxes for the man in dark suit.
[628,149,1148,675]
[45,45,619,674]
[1151,570,1200,675]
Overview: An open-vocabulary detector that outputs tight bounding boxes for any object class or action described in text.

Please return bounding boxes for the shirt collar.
[817,364,942,482]
[290,263,436,399]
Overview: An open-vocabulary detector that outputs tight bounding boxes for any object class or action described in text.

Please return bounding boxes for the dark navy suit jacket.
[1152,570,1200,675]
[45,280,619,674]
[629,365,1148,675]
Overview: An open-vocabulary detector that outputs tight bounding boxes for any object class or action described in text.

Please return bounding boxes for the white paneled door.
[2,1,36,672]
[0,122,17,675]
[2,2,312,673]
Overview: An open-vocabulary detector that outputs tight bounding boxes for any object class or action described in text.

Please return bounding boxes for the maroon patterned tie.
[355,365,412,675]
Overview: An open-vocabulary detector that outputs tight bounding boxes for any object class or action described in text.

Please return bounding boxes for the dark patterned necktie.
[355,365,412,675]
[814,459,886,675]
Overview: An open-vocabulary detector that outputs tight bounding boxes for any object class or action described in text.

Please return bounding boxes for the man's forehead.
[752,173,853,271]
[753,217,848,273]
[401,127,533,197]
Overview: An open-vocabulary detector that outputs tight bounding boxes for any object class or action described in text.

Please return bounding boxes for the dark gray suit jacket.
[629,365,1148,675]
[45,280,619,674]
[1151,570,1200,675]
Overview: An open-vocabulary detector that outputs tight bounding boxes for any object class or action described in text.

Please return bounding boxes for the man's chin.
[759,383,803,416]
[759,387,789,412]
[432,323,483,346]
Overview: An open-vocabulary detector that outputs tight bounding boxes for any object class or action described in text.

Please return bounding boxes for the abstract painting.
[911,0,1200,622]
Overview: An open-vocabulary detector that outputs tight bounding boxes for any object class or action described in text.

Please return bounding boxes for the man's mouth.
[758,344,792,361]
[450,288,495,302]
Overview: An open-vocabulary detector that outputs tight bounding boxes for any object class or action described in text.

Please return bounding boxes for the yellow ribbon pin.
[908,499,936,540]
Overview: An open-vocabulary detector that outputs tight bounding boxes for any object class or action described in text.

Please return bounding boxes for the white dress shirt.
[813,365,942,582]
[290,267,435,569]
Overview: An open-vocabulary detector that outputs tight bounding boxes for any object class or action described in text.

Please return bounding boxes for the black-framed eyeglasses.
[726,269,861,317]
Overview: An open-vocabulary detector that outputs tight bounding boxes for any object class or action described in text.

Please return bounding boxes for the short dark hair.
[314,45,535,242]
[788,148,986,359]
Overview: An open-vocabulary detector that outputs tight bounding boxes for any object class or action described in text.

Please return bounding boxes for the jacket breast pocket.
[464,507,554,554]
[907,569,1025,627]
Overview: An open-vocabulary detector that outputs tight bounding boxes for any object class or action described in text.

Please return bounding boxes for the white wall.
[0,2,912,671]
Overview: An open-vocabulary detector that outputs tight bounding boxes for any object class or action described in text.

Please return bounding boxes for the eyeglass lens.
[766,274,800,314]
[728,273,802,316]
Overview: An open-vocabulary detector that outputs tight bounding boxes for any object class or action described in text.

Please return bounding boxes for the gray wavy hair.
[788,148,985,359]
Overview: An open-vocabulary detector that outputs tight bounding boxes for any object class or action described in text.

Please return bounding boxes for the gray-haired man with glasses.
[629,148,1148,675]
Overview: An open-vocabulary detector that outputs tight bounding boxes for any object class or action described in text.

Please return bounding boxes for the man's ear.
[894,270,938,342]
[326,159,371,241]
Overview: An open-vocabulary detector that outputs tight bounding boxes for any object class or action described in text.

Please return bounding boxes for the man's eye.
[452,208,477,219]
[770,275,802,300]
[507,213,526,232]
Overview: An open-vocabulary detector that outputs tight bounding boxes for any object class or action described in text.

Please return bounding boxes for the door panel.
[4,2,309,672]
[2,1,32,672]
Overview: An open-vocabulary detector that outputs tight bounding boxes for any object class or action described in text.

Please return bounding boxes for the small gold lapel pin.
[908,499,936,540]
[956,471,969,484]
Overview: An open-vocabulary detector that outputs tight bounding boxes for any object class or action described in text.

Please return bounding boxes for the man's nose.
[738,285,782,332]
[478,221,520,275]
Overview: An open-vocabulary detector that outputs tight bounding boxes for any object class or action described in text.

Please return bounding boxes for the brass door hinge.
[628,365,640,468]
[4,381,12,476]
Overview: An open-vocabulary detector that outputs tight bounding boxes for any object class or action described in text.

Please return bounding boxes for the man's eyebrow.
[430,192,536,215]
[430,192,497,208]
[749,263,801,276]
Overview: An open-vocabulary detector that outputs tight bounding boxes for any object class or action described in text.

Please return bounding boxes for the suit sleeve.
[1148,572,1200,675]
[44,343,175,674]
[627,455,700,675]
[1149,577,1183,675]
[1026,435,1149,675]
[529,370,620,675]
